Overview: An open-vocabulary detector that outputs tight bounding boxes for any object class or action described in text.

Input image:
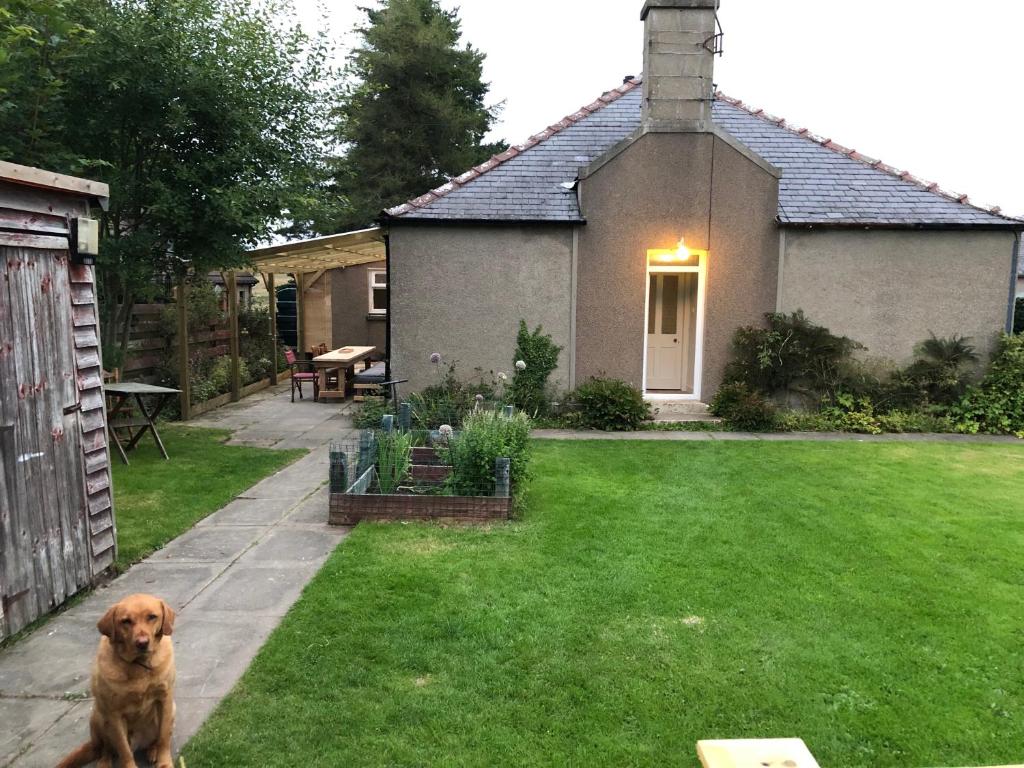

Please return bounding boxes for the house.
[381,0,1022,401]
[0,161,115,639]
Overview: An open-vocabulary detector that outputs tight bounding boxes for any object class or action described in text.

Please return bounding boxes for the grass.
[111,426,305,569]
[183,440,1024,767]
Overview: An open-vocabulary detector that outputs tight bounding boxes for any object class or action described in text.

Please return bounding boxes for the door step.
[647,400,719,423]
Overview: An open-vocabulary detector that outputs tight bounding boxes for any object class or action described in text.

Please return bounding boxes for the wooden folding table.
[104,382,181,464]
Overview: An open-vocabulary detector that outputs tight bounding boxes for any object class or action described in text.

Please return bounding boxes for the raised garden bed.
[327,432,512,525]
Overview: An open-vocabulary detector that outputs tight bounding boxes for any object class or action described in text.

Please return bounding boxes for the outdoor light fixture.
[646,238,708,265]
[68,216,100,266]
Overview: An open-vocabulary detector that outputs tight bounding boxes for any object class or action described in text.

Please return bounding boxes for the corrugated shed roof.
[386,80,1021,228]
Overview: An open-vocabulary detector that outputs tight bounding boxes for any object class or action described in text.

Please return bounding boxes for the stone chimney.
[641,0,720,132]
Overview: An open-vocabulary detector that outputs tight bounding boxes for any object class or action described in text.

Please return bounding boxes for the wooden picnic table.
[311,345,376,400]
[104,382,180,464]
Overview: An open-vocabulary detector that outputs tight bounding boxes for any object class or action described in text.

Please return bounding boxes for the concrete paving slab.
[150,525,264,564]
[0,614,97,697]
[97,563,222,611]
[0,698,77,768]
[287,489,329,524]
[172,696,220,748]
[172,615,280,700]
[196,497,296,527]
[186,566,317,617]
[237,526,346,567]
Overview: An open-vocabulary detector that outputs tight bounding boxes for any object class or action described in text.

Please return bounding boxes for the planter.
[329,491,510,525]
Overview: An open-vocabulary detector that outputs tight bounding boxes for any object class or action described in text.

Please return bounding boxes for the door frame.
[641,254,707,401]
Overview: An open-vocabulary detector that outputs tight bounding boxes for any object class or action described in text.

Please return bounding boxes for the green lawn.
[183,440,1024,767]
[111,426,305,568]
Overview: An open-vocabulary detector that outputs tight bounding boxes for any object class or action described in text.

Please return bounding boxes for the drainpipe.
[384,232,392,381]
[1007,231,1020,334]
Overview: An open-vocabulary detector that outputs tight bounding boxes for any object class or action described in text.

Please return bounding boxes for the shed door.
[0,247,90,638]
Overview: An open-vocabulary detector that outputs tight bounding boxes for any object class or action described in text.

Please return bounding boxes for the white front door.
[646,271,699,392]
[646,273,685,390]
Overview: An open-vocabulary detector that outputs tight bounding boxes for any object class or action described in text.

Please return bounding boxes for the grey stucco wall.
[388,224,574,394]
[576,131,779,398]
[780,229,1017,364]
[330,261,386,352]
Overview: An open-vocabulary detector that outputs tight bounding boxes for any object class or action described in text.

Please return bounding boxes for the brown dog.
[57,594,176,768]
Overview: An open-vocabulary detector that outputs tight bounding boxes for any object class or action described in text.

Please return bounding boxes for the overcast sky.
[295,0,1023,217]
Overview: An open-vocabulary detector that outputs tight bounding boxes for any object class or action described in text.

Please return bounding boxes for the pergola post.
[266,272,278,385]
[295,271,305,356]
[225,270,241,401]
[176,277,191,421]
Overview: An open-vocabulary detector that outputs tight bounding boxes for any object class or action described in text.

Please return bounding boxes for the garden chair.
[284,348,320,402]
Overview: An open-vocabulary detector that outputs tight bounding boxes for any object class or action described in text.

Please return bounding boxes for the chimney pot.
[623,74,636,84]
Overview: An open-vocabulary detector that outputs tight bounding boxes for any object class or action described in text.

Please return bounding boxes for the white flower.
[475,393,484,402]
[515,360,526,371]
[497,371,508,381]
[438,424,454,438]
[429,352,441,365]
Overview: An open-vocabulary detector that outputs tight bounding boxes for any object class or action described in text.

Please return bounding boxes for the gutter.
[384,231,392,381]
[779,221,1024,232]
[1008,231,1021,333]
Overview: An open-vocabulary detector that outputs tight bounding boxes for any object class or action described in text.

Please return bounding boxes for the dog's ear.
[97,605,118,638]
[158,600,175,637]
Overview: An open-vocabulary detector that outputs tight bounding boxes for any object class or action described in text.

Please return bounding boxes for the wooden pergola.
[176,226,386,419]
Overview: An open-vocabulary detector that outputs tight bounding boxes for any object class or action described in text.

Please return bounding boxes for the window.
[368,269,387,315]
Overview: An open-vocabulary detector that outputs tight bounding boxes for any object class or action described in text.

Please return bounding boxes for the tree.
[0,0,335,366]
[323,0,504,233]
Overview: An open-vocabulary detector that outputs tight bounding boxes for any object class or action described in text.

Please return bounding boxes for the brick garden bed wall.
[329,492,511,525]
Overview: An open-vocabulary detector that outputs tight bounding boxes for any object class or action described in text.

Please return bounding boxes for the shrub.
[443,410,532,497]
[709,382,778,431]
[353,398,392,430]
[375,430,413,494]
[953,333,1024,435]
[410,361,494,430]
[571,377,650,430]
[508,321,562,416]
[723,310,863,404]
[875,410,955,434]
[892,334,979,407]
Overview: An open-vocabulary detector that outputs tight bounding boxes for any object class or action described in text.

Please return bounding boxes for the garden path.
[0,385,353,767]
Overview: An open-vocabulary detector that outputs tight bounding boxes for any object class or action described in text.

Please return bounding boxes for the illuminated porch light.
[646,238,708,265]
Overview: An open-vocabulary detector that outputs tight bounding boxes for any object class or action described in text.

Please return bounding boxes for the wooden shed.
[0,161,114,640]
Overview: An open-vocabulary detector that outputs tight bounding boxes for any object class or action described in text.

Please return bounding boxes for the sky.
[295,0,1024,217]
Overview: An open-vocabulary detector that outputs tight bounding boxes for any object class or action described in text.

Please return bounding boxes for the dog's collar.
[131,657,154,671]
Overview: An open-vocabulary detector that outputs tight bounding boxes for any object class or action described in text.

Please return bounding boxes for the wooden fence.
[121,303,233,383]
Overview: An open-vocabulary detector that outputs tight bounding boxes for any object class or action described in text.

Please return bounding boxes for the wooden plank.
[73,326,99,349]
[81,427,107,453]
[77,367,102,392]
[90,527,114,557]
[0,185,88,220]
[0,207,69,235]
[67,263,94,285]
[83,446,108,474]
[87,507,113,535]
[74,346,101,370]
[70,283,94,306]
[72,303,97,327]
[240,377,272,399]
[696,739,821,768]
[0,161,108,199]
[0,232,68,250]
[87,488,112,516]
[85,468,110,495]
[188,390,233,418]
[80,407,104,434]
[79,388,104,413]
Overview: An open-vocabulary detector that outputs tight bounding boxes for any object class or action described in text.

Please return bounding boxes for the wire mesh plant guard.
[327,407,517,525]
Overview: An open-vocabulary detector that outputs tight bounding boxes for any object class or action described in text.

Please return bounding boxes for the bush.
[723,310,863,404]
[570,377,650,431]
[409,362,495,430]
[508,321,562,416]
[953,333,1024,435]
[443,410,532,497]
[353,398,392,430]
[709,382,778,431]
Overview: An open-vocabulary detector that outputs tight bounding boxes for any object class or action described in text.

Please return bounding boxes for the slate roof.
[386,79,1022,228]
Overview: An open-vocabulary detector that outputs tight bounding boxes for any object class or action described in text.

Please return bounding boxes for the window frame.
[368,268,387,316]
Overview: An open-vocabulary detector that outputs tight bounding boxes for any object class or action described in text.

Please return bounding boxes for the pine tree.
[326,0,504,232]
